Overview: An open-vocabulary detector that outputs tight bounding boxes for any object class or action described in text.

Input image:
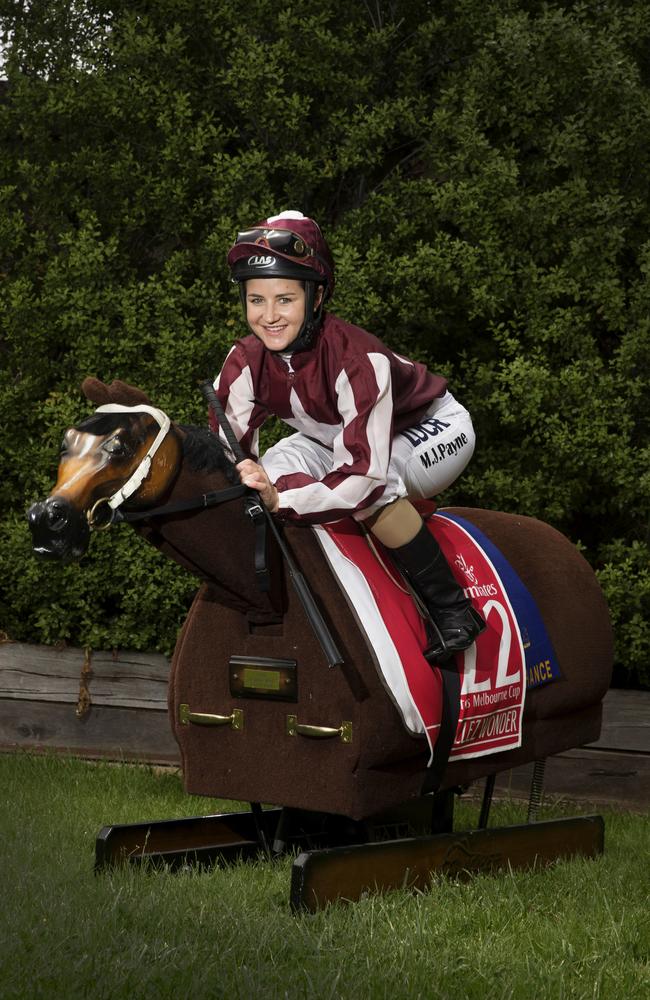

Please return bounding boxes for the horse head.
[27,379,182,561]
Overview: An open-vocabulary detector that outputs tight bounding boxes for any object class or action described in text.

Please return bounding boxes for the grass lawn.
[1,752,648,1000]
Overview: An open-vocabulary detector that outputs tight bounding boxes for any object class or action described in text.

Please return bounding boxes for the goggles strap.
[94,403,171,509]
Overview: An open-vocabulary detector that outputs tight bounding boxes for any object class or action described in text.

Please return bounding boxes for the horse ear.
[80,378,152,407]
[105,381,152,406]
[81,377,111,405]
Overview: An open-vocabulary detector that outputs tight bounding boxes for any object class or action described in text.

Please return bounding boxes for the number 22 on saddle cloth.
[316,503,561,764]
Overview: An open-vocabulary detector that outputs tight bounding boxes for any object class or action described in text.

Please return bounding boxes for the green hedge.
[1,1,648,685]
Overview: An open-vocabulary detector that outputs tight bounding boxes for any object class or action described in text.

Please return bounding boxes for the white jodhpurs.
[388,392,476,505]
[261,392,476,521]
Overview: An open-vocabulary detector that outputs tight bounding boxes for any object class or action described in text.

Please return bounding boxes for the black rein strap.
[113,483,250,523]
[115,480,271,592]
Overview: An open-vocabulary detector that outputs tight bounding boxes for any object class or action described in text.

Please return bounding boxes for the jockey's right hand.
[236,459,279,513]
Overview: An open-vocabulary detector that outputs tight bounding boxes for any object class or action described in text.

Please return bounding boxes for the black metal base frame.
[94,775,605,912]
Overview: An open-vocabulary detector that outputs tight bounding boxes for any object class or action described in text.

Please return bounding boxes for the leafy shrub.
[1,1,648,685]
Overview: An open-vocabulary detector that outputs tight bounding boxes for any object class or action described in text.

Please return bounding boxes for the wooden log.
[0,642,170,709]
[493,689,650,810]
[494,747,650,810]
[0,642,179,765]
[0,697,180,764]
[589,688,650,754]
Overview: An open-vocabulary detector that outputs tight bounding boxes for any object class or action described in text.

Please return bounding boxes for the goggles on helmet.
[234,228,316,261]
[227,214,334,354]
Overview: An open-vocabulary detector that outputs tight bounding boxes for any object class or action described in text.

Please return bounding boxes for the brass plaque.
[229,655,297,702]
[244,668,280,691]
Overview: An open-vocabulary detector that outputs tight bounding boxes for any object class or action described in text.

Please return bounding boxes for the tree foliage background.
[1,0,648,685]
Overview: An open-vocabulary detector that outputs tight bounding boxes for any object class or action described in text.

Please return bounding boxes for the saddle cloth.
[314,504,560,764]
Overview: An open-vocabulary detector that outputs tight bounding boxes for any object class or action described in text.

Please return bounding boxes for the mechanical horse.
[27,378,613,910]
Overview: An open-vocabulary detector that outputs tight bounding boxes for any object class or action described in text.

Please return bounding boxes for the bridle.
[85,403,255,538]
[95,403,171,508]
[87,403,173,529]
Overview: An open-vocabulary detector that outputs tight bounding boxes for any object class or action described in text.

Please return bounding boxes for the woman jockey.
[214,210,485,662]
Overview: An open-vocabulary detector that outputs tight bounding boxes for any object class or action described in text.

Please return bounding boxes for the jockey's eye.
[102,435,132,457]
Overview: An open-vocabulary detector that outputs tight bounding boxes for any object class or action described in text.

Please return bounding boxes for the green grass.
[1,753,648,1000]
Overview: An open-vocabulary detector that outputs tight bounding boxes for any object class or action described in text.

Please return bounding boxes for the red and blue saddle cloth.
[314,502,561,769]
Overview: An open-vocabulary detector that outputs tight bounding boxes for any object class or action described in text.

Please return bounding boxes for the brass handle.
[286,715,352,743]
[179,704,243,731]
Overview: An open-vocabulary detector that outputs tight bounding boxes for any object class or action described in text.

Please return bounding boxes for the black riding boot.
[391,523,486,663]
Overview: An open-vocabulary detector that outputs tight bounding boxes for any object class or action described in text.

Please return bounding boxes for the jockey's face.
[245,277,320,352]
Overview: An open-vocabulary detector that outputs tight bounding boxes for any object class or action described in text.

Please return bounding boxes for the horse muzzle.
[27,497,91,561]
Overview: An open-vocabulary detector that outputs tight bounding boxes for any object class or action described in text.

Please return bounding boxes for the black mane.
[179,424,239,483]
[74,411,238,484]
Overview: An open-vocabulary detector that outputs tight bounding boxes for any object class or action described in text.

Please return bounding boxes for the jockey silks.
[213,313,449,523]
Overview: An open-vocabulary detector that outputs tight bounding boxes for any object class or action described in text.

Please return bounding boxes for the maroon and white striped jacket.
[213,313,447,523]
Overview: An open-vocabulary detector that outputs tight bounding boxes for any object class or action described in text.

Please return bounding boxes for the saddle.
[316,504,560,774]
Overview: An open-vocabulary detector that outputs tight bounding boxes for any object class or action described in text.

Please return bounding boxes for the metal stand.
[94,779,604,912]
[527,759,547,823]
[289,815,604,913]
[478,774,496,829]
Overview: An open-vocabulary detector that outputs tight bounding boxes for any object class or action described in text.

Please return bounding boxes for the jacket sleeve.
[213,345,268,460]
[273,352,396,523]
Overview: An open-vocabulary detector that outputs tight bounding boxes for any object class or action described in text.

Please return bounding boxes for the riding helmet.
[227,211,335,353]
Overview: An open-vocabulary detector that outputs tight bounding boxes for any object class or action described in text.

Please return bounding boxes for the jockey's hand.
[236,459,279,513]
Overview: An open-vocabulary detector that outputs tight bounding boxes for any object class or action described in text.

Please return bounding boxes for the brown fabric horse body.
[28,379,613,820]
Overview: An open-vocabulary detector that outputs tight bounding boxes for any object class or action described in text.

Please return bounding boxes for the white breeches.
[261,392,476,521]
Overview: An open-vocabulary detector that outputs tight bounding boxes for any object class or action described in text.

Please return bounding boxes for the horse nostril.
[46,500,69,532]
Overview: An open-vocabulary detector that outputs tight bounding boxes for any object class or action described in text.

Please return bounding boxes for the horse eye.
[103,436,128,457]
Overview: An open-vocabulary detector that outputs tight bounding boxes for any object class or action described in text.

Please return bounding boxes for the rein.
[113,484,250,523]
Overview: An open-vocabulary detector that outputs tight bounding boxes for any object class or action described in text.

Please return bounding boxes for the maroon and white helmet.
[227,210,335,300]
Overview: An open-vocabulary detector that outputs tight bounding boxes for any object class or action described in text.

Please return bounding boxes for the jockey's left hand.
[236,459,279,513]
